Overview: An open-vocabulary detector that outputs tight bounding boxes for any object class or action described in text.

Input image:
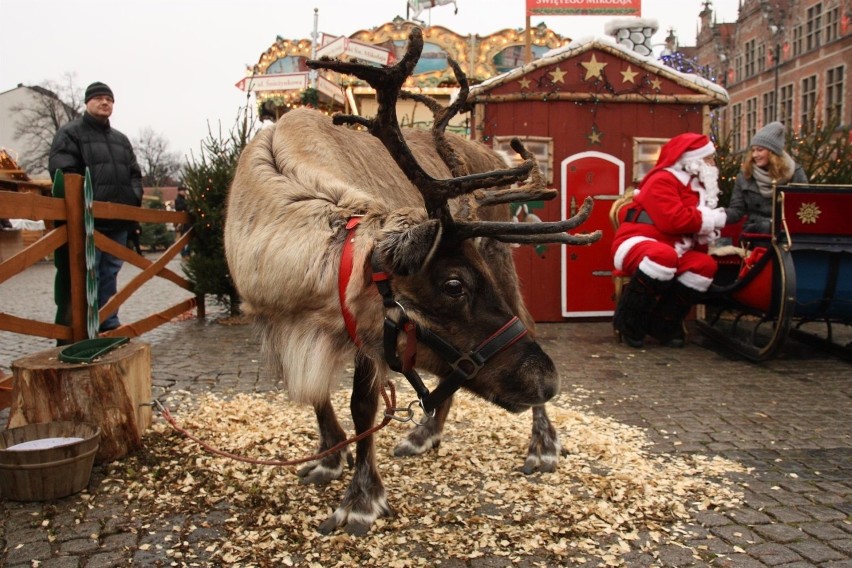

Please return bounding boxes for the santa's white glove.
[697,229,721,246]
[698,206,727,235]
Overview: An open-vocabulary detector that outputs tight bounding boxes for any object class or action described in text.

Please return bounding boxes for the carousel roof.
[244,18,571,109]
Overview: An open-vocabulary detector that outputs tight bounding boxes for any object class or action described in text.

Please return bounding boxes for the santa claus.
[612,132,727,348]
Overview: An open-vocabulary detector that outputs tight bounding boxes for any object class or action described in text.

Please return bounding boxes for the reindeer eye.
[442,279,465,297]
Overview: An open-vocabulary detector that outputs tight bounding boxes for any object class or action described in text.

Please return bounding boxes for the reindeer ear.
[379,219,442,276]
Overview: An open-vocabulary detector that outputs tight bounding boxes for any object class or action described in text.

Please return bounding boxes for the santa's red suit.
[611,133,727,348]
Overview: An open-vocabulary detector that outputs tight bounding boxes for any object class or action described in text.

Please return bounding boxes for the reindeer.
[224,28,600,535]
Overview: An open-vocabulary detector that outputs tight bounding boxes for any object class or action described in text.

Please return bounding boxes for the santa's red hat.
[639,133,715,189]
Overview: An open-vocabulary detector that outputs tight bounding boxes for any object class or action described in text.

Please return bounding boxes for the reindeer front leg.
[522,405,567,474]
[296,398,353,484]
[393,396,453,457]
[319,355,393,535]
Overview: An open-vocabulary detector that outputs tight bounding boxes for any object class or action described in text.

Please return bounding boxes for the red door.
[560,152,624,317]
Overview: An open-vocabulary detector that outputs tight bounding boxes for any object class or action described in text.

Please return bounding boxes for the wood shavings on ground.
[106,386,746,567]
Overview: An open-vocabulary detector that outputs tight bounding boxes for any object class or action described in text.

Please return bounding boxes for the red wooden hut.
[468,35,729,322]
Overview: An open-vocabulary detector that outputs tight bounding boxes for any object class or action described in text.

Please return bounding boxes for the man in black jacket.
[49,81,143,333]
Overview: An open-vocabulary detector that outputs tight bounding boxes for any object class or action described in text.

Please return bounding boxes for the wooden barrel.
[0,421,100,501]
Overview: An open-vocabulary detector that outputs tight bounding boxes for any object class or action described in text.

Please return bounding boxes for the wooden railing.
[0,173,202,344]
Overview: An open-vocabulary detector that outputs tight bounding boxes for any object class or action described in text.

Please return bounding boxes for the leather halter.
[339,217,529,415]
[338,217,364,346]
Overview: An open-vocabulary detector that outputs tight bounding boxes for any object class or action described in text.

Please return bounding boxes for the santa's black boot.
[649,281,696,348]
[613,270,665,348]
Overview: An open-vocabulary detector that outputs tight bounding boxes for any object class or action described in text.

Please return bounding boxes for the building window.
[493,136,553,185]
[758,44,766,73]
[763,91,776,124]
[779,84,794,125]
[825,5,840,42]
[746,97,758,143]
[734,55,743,83]
[745,39,756,78]
[632,138,668,184]
[805,3,823,51]
[801,75,818,131]
[792,25,804,56]
[825,66,845,123]
[732,103,743,152]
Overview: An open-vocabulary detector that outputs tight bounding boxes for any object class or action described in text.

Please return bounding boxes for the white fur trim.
[665,166,690,184]
[613,236,653,270]
[680,140,715,162]
[638,257,676,281]
[677,271,713,292]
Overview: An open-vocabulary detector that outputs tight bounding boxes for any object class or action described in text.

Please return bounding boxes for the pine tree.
[788,117,852,185]
[712,116,852,207]
[139,190,173,251]
[181,108,256,316]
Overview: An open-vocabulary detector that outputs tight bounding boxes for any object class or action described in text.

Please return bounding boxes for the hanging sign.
[316,37,393,66]
[317,76,346,104]
[526,0,641,16]
[234,73,309,92]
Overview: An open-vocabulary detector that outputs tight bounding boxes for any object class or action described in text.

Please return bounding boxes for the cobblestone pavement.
[0,258,850,567]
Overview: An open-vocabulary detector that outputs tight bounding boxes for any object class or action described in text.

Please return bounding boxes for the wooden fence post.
[64,174,87,342]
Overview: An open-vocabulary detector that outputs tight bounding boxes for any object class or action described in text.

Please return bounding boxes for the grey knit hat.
[750,121,786,155]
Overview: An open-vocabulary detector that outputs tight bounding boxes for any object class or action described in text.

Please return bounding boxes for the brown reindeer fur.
[225,108,560,534]
[226,108,531,405]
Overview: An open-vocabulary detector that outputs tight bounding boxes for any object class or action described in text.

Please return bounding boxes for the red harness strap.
[339,216,363,346]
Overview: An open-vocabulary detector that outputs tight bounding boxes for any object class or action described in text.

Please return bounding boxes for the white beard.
[681,159,720,208]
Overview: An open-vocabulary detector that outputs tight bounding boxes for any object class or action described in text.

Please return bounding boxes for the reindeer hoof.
[296,457,346,485]
[317,499,394,535]
[521,449,561,475]
[393,433,441,457]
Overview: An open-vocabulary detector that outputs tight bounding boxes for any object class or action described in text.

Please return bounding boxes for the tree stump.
[8,341,152,463]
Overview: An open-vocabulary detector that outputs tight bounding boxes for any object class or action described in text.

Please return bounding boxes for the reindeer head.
[309,28,600,414]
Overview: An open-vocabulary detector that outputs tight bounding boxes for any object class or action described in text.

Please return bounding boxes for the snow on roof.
[470,34,728,103]
[603,17,660,36]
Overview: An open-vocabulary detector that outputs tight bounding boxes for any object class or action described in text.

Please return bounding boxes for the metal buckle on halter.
[385,399,434,425]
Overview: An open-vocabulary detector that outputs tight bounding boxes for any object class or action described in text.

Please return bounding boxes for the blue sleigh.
[698,183,852,361]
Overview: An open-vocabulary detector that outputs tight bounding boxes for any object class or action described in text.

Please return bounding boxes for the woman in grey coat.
[726,121,808,234]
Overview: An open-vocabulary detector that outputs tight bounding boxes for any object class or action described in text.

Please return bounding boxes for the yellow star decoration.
[650,77,662,90]
[797,202,821,224]
[587,126,603,145]
[581,55,607,80]
[518,77,531,90]
[549,67,566,83]
[621,66,638,84]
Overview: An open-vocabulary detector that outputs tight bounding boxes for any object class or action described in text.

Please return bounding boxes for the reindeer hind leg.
[297,397,353,484]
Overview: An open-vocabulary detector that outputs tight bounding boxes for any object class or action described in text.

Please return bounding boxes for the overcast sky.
[1,0,741,169]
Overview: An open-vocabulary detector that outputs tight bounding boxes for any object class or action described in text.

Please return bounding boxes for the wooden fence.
[0,173,202,345]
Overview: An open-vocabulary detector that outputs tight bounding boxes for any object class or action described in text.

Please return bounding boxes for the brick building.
[683,0,850,152]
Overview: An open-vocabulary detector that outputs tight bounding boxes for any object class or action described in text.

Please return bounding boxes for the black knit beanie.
[85,82,114,103]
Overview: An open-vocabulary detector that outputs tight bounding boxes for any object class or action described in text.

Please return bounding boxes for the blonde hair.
[742,149,793,182]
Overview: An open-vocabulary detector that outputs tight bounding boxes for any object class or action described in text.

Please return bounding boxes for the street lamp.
[760,0,787,122]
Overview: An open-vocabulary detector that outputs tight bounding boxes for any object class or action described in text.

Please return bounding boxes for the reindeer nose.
[540,382,558,402]
[518,343,559,402]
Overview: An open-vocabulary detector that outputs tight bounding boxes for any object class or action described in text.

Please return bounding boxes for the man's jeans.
[96,229,128,331]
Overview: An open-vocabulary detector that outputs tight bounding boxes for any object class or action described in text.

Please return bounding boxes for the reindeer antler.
[306,27,601,247]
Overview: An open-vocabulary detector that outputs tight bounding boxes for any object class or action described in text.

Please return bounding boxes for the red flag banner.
[527,0,641,16]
